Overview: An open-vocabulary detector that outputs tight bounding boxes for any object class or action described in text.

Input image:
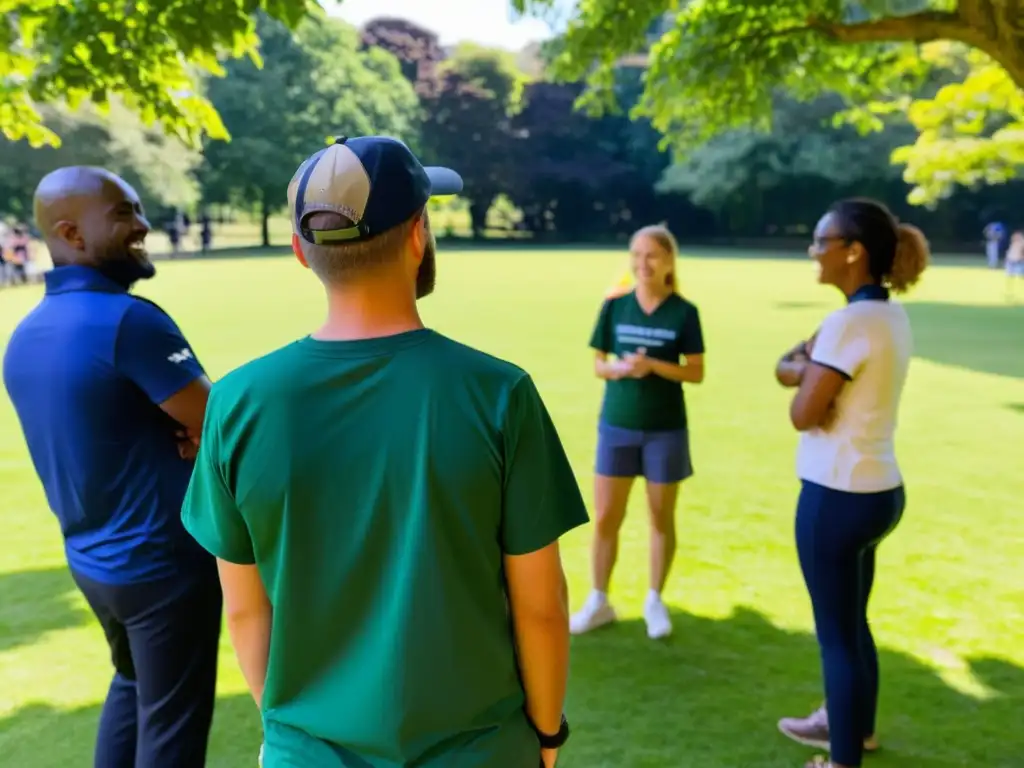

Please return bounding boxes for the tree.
[360,17,445,93]
[657,95,914,233]
[420,45,524,236]
[511,0,1024,201]
[199,15,419,246]
[0,0,311,148]
[508,81,676,240]
[0,102,201,221]
[840,43,1024,204]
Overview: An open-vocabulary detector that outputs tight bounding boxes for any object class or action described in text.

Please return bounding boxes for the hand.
[603,359,631,380]
[622,347,652,378]
[176,428,200,461]
[804,331,818,357]
[541,748,558,767]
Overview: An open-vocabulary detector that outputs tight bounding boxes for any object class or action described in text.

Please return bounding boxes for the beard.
[96,245,156,289]
[415,234,436,299]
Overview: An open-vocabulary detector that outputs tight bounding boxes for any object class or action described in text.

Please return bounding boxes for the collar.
[45,265,129,296]
[848,284,889,304]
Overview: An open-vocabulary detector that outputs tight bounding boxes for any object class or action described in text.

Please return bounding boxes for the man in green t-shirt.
[181,137,589,768]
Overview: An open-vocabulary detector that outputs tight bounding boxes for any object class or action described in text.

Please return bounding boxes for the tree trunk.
[260,195,271,248]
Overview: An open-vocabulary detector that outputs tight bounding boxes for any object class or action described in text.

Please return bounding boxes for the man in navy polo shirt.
[3,166,220,767]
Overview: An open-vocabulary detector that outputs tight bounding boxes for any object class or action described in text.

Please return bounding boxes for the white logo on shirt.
[614,324,676,348]
[168,347,194,364]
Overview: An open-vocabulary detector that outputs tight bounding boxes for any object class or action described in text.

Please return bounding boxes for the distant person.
[774,198,929,768]
[571,224,705,641]
[199,213,212,254]
[1006,230,1024,299]
[181,136,588,768]
[166,218,181,257]
[2,166,220,768]
[0,223,8,286]
[7,225,31,284]
[984,221,1006,268]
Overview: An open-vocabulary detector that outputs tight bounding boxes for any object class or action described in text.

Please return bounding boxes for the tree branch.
[808,11,965,45]
[809,7,1024,87]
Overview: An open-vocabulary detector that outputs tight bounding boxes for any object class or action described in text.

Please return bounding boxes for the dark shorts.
[595,422,693,484]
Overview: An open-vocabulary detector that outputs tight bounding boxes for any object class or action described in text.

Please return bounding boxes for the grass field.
[1,248,1022,767]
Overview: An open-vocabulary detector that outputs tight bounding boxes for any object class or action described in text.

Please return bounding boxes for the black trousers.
[795,480,905,767]
[72,564,222,768]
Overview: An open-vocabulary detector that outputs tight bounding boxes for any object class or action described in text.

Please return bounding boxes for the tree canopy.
[419,45,525,235]
[0,0,311,148]
[511,0,1024,204]
[199,15,419,245]
[0,101,201,221]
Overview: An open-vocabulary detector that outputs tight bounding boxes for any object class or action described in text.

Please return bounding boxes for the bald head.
[34,166,154,285]
[34,167,132,235]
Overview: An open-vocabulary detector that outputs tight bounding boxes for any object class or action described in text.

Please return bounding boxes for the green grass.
[1,249,1022,767]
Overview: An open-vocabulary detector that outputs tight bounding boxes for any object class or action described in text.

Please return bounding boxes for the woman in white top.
[773,199,930,768]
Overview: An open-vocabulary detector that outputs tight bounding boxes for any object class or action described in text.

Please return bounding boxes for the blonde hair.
[300,211,420,284]
[889,223,930,294]
[630,223,679,292]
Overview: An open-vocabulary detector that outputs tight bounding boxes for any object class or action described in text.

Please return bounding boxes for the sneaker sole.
[777,724,880,753]
[777,723,830,751]
[646,625,672,640]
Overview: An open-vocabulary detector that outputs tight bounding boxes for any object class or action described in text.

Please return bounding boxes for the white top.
[796,299,913,493]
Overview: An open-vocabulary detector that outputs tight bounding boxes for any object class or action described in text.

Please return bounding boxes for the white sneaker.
[569,592,616,635]
[643,593,672,639]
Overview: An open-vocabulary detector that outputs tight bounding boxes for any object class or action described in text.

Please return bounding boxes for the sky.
[328,0,557,49]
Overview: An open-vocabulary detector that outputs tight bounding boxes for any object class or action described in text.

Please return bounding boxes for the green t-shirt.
[589,292,705,431]
[181,329,588,768]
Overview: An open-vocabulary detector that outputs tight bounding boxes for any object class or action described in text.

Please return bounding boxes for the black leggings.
[795,480,905,767]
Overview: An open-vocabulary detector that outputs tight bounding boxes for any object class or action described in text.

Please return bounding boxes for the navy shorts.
[595,422,693,484]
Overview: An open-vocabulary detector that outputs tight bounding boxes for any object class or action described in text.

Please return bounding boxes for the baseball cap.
[288,135,463,245]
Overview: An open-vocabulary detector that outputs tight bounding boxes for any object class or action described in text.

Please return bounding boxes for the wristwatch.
[530,714,570,750]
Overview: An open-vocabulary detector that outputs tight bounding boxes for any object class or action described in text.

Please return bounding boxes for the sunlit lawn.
[1,248,1021,767]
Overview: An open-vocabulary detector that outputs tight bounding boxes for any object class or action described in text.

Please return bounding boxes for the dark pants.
[72,565,223,768]
[795,480,905,767]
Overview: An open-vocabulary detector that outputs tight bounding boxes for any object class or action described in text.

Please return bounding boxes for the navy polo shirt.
[2,265,212,584]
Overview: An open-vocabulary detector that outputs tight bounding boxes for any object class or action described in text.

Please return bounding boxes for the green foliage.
[420,46,526,235]
[0,0,313,149]
[0,100,200,219]
[840,45,1024,205]
[199,15,419,244]
[512,0,1024,204]
[658,96,912,208]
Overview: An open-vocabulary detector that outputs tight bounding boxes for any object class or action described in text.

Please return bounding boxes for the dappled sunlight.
[1,252,1020,766]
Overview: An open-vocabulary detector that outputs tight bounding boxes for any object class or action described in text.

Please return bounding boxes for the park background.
[0,1,1022,766]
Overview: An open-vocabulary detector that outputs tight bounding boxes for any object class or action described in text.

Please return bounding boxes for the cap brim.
[425,166,463,197]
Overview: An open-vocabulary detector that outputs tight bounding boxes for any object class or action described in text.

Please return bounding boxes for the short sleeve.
[679,304,705,356]
[181,391,255,564]
[588,300,614,353]
[115,299,205,404]
[811,310,870,380]
[501,375,590,556]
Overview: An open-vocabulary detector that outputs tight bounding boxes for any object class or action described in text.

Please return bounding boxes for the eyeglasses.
[811,235,849,250]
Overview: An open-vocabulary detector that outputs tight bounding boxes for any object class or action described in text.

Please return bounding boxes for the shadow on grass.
[1006,403,1024,414]
[775,301,830,310]
[0,566,90,652]
[1,606,1020,767]
[0,693,261,768]
[564,607,1023,768]
[905,303,1024,379]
